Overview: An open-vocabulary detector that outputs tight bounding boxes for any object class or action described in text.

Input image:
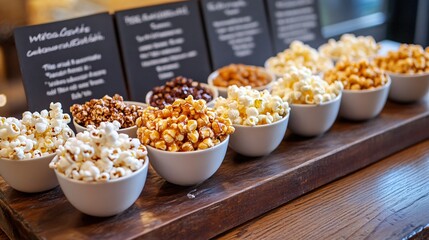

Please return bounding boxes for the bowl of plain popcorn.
[49,121,149,217]
[0,103,74,193]
[374,44,429,102]
[70,94,146,138]
[265,41,333,77]
[136,95,235,186]
[325,59,390,120]
[271,67,343,137]
[214,86,290,157]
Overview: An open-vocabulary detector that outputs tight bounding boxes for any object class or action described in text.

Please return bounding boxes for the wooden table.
[1,96,428,239]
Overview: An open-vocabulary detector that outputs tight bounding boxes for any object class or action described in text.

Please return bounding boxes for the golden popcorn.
[213,64,272,88]
[374,44,429,74]
[324,59,388,90]
[136,96,234,152]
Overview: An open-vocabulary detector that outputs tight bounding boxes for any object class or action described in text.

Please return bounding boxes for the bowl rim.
[232,112,290,129]
[207,66,275,92]
[53,157,149,185]
[342,75,391,93]
[290,91,342,108]
[384,70,429,78]
[0,152,57,162]
[145,82,219,107]
[145,135,230,155]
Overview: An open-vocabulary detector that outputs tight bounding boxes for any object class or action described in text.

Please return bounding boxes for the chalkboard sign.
[201,0,274,69]
[14,13,128,112]
[265,0,324,52]
[115,0,212,101]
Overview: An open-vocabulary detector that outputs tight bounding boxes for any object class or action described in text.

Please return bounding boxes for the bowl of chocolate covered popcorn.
[146,76,218,108]
[0,102,74,193]
[272,67,343,136]
[137,95,234,186]
[374,44,429,102]
[70,94,146,138]
[50,121,149,217]
[214,86,290,157]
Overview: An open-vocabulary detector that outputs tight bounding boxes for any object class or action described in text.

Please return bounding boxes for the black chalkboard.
[265,0,324,52]
[201,0,274,69]
[115,0,212,102]
[14,13,128,112]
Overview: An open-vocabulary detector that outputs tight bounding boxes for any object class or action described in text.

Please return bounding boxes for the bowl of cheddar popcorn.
[137,96,234,186]
[50,121,149,217]
[325,59,390,120]
[70,94,146,138]
[208,64,275,97]
[272,67,342,137]
[214,86,290,156]
[265,41,333,77]
[374,44,429,102]
[0,103,74,193]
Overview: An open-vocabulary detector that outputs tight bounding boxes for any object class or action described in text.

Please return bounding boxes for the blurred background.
[0,0,428,117]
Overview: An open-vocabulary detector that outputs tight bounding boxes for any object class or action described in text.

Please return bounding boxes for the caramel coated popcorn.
[136,96,234,152]
[70,94,144,128]
[272,67,343,104]
[324,59,388,90]
[266,41,333,75]
[0,102,74,160]
[374,44,429,74]
[213,64,272,88]
[319,34,380,60]
[50,121,148,182]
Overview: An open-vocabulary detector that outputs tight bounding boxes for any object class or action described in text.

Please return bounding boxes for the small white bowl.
[54,158,149,217]
[228,114,289,157]
[387,72,429,102]
[73,101,147,138]
[146,136,229,186]
[340,77,391,120]
[145,83,219,108]
[207,69,275,98]
[0,153,58,193]
[289,93,342,137]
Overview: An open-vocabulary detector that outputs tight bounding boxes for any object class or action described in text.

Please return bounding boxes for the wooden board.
[1,96,428,239]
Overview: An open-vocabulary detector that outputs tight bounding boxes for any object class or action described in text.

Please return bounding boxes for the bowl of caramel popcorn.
[271,67,343,136]
[146,76,218,108]
[50,121,149,217]
[208,64,275,97]
[0,103,74,193]
[214,86,290,156]
[137,95,234,186]
[70,94,146,138]
[374,44,429,102]
[325,59,390,120]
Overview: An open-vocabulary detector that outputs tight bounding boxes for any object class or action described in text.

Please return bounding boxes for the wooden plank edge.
[0,198,40,240]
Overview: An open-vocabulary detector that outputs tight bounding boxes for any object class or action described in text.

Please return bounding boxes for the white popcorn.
[214,86,290,126]
[319,34,380,60]
[266,41,333,76]
[0,103,74,160]
[50,121,148,182]
[271,67,343,105]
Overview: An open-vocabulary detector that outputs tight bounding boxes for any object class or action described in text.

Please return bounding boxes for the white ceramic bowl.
[340,77,391,120]
[289,93,342,137]
[228,114,289,157]
[146,136,229,186]
[73,101,147,138]
[145,83,219,108]
[387,72,429,102]
[207,69,275,98]
[54,158,149,217]
[0,153,58,193]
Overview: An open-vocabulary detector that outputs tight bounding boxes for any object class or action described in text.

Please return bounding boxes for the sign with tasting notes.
[14,13,128,112]
[115,0,212,102]
[265,0,324,52]
[201,0,274,69]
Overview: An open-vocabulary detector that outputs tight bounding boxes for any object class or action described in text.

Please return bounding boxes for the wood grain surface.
[219,140,429,240]
[0,98,428,239]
